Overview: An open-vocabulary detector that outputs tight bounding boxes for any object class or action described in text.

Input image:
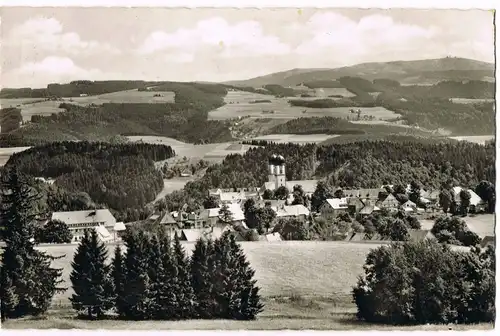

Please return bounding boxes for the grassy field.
[0,146,32,166]
[250,133,340,144]
[127,136,257,163]
[66,89,175,105]
[38,241,384,304]
[313,88,355,97]
[209,90,400,121]
[450,98,495,104]
[448,135,494,145]
[463,214,495,238]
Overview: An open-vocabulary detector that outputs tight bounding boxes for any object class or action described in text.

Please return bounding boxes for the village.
[44,153,494,249]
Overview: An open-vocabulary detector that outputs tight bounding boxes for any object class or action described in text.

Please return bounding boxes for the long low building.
[51,209,118,243]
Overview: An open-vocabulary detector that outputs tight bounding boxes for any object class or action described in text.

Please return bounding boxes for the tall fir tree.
[118,230,152,320]
[70,229,114,319]
[190,238,216,319]
[173,233,196,318]
[0,168,64,321]
[111,245,127,314]
[156,232,180,320]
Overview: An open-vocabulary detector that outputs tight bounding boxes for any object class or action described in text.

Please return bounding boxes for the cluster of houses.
[38,155,493,247]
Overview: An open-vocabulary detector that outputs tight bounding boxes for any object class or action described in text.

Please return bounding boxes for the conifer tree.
[190,238,216,318]
[173,233,196,318]
[70,229,113,319]
[118,230,152,320]
[111,245,126,314]
[154,231,179,320]
[0,168,64,321]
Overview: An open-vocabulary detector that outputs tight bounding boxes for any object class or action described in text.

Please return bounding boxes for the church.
[262,154,319,195]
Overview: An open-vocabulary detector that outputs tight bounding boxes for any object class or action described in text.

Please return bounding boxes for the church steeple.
[268,154,286,189]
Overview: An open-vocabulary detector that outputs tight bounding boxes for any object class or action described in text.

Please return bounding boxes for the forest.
[164,139,495,212]
[0,81,234,146]
[4,141,176,222]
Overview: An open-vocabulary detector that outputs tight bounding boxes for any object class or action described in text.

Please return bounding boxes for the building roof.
[286,180,318,194]
[403,200,416,207]
[160,212,177,225]
[180,226,231,242]
[452,187,484,206]
[325,198,349,210]
[343,189,381,199]
[202,204,245,221]
[259,232,283,242]
[95,225,113,242]
[51,209,116,226]
[114,222,126,231]
[273,204,310,217]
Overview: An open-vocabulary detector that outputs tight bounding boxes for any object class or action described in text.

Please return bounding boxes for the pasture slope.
[209,90,400,121]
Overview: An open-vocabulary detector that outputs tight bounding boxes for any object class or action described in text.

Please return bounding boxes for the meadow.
[66,89,175,105]
[208,90,400,121]
[448,135,495,145]
[0,146,32,166]
[449,98,495,104]
[250,133,340,144]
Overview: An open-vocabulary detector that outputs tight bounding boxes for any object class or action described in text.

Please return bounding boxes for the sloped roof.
[95,225,113,242]
[51,209,116,226]
[452,187,484,206]
[403,200,416,207]
[273,204,310,217]
[380,193,398,204]
[203,204,245,221]
[286,180,318,194]
[160,212,177,225]
[359,205,375,215]
[325,198,349,210]
[180,226,231,242]
[259,232,283,242]
[343,189,381,199]
[114,222,126,231]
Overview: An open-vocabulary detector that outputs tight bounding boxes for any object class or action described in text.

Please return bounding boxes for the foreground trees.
[68,227,264,320]
[353,240,495,325]
[0,168,65,321]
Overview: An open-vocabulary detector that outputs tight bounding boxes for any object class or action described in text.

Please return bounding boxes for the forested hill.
[5,141,175,222]
[0,82,234,147]
[163,139,495,211]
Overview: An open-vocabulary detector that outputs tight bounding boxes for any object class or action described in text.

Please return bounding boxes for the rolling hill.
[225,57,494,87]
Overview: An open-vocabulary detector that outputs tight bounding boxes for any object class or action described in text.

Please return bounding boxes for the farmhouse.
[208,187,260,204]
[272,204,310,221]
[263,154,318,195]
[452,187,486,212]
[343,188,382,200]
[51,209,117,243]
[200,203,246,227]
[377,193,399,211]
[320,198,349,218]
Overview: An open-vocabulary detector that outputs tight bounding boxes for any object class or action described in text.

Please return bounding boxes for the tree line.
[5,141,176,222]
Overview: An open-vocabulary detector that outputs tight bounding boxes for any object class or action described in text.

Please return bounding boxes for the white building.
[51,209,117,243]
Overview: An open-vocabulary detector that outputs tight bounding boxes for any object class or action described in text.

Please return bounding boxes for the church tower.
[268,154,286,189]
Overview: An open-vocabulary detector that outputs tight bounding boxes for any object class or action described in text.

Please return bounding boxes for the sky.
[0,7,495,88]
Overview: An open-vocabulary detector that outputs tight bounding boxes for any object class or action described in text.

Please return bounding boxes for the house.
[359,204,381,216]
[343,189,382,200]
[51,209,117,243]
[200,203,245,227]
[452,187,486,212]
[321,198,349,218]
[113,222,126,240]
[378,194,399,211]
[272,204,310,221]
[347,197,365,215]
[401,200,417,212]
[79,93,88,97]
[178,225,232,242]
[208,187,260,205]
[159,212,177,227]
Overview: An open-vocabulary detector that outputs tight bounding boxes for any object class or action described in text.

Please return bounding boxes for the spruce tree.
[70,229,113,319]
[0,168,65,321]
[156,232,180,320]
[111,245,127,314]
[173,233,196,318]
[190,238,216,318]
[118,230,152,320]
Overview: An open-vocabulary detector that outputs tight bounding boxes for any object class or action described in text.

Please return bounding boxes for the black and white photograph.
[0,3,496,331]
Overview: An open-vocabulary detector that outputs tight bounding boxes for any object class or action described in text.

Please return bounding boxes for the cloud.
[294,12,438,59]
[4,17,121,56]
[137,17,291,58]
[3,56,122,88]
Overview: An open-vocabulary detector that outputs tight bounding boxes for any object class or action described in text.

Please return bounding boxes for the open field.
[0,98,47,107]
[127,136,257,162]
[462,214,495,238]
[1,99,66,122]
[154,178,196,201]
[209,90,400,121]
[250,133,340,144]
[314,87,355,97]
[450,98,495,104]
[66,89,175,105]
[448,135,494,145]
[3,298,493,331]
[0,146,32,166]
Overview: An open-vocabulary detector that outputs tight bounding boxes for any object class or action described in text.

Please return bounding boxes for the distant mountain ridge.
[225,57,495,87]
